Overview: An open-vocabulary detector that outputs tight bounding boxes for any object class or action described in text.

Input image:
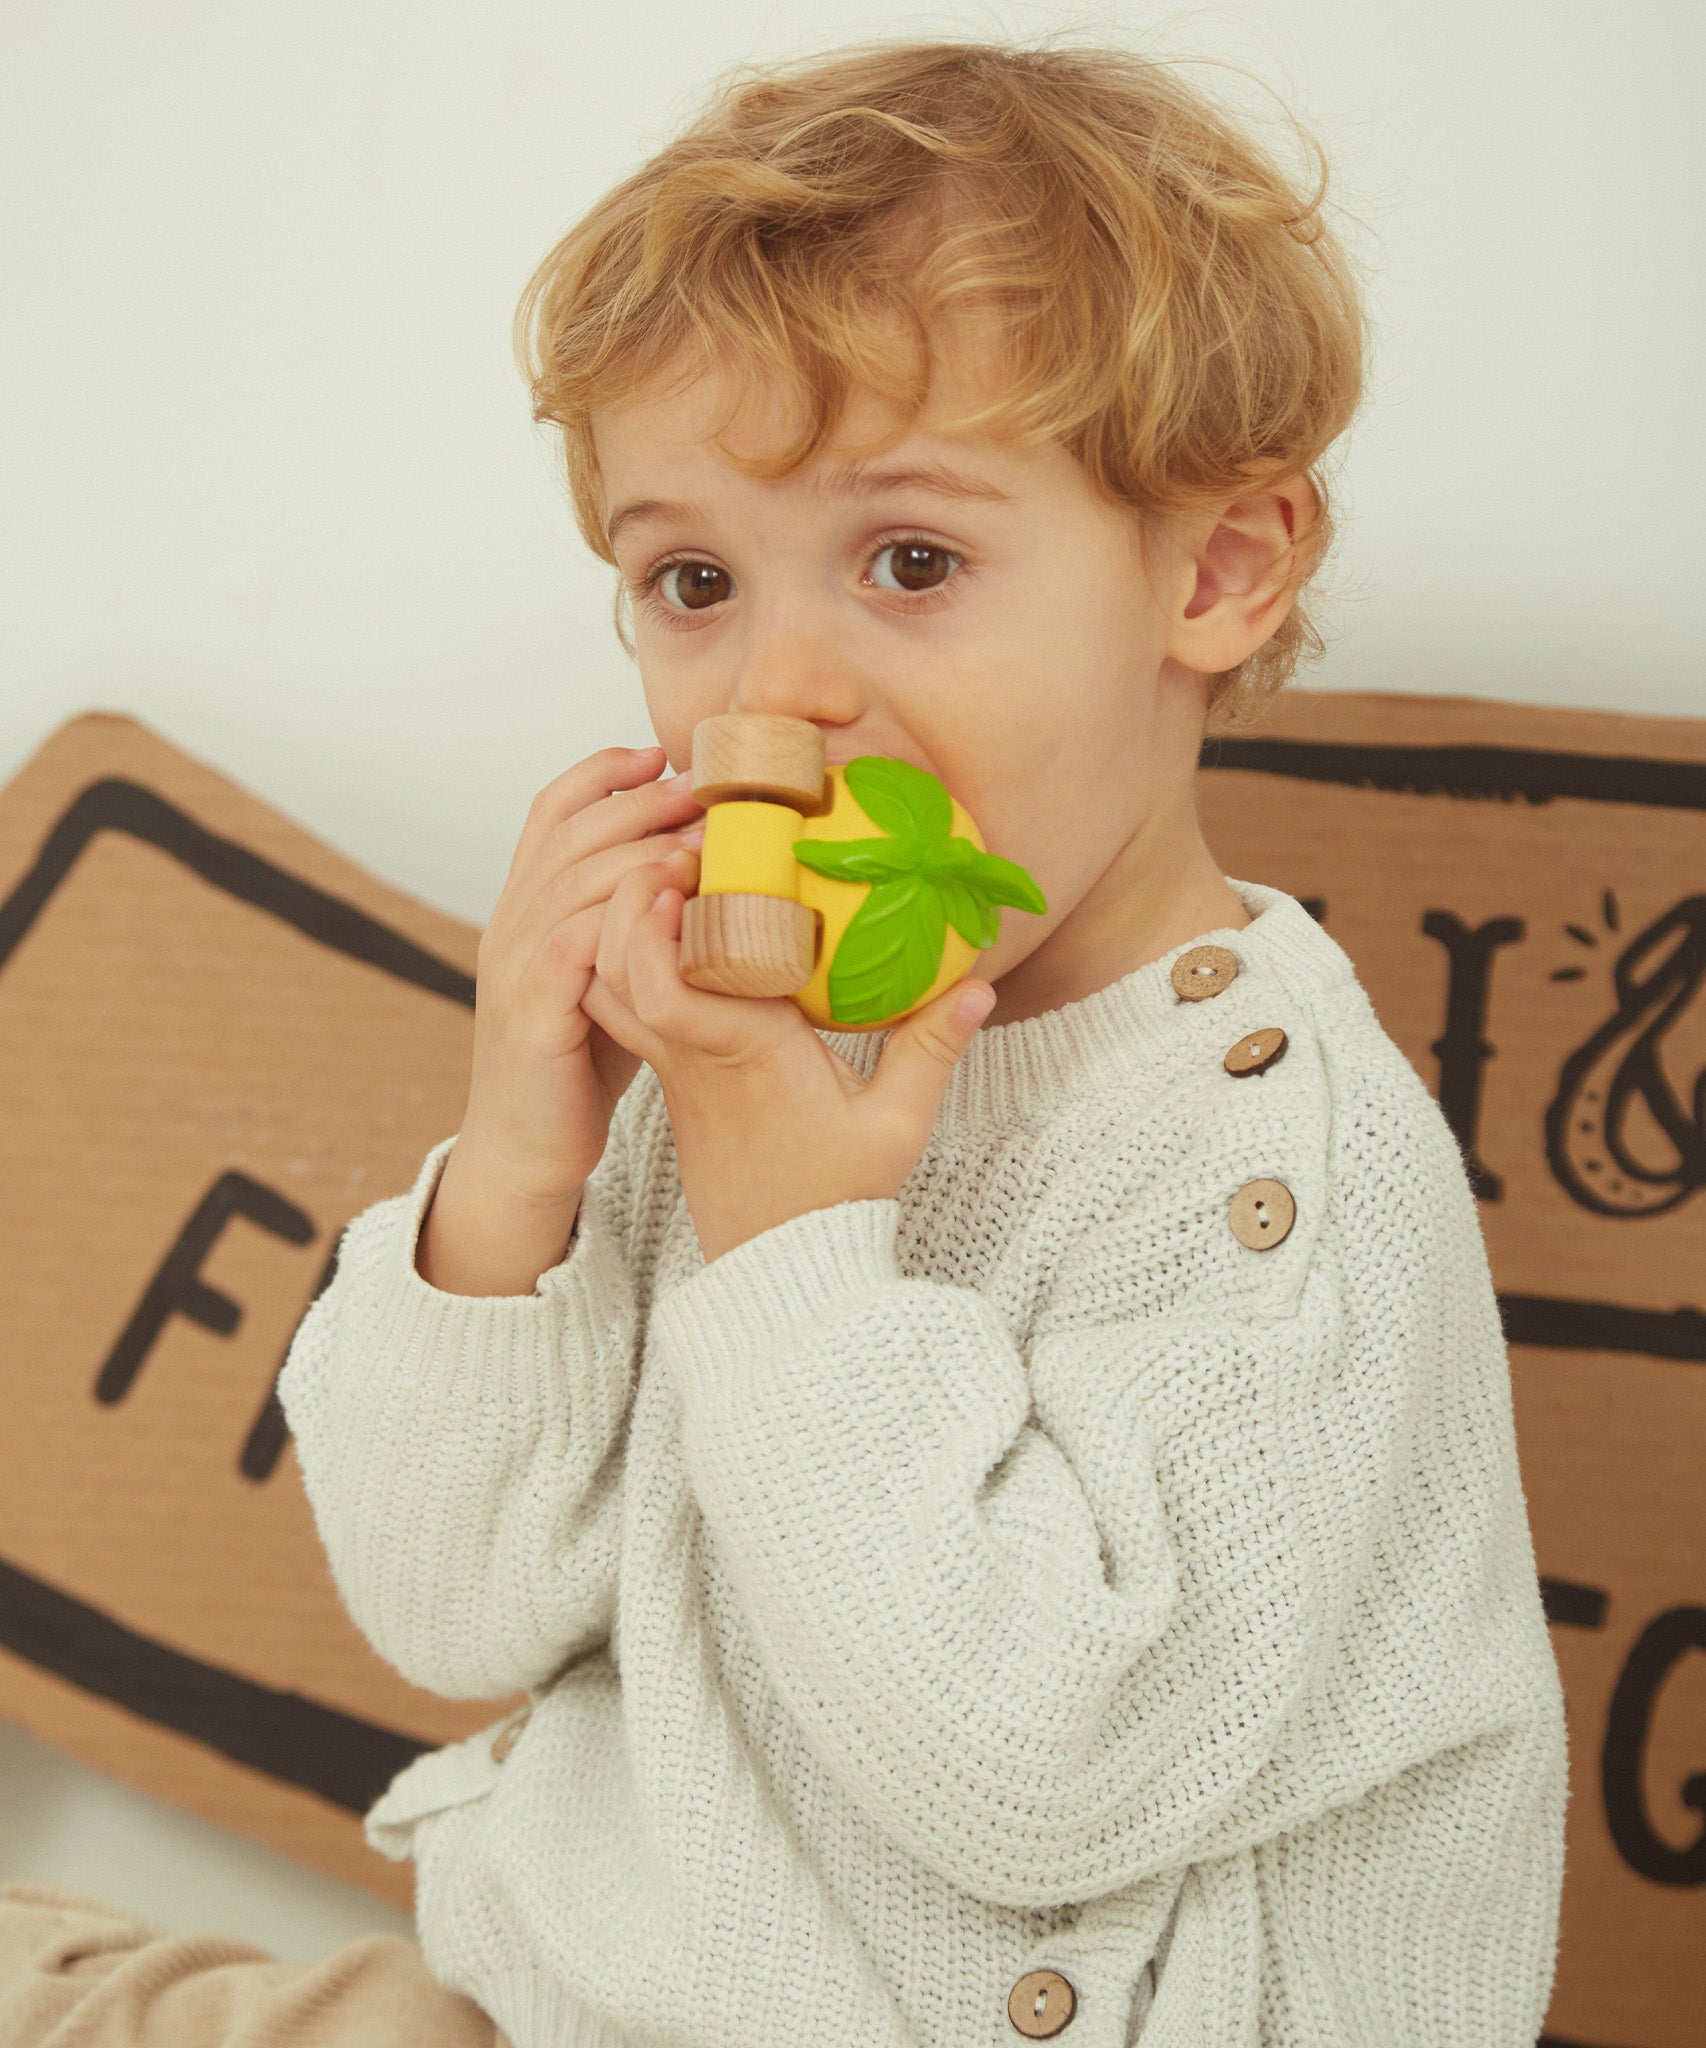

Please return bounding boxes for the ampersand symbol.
[1546,896,1706,1217]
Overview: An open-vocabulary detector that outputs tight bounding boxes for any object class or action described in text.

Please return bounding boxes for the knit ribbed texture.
[277,879,1567,2048]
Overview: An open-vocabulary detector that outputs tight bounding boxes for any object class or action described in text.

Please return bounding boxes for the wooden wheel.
[689,714,829,814]
[679,891,821,998]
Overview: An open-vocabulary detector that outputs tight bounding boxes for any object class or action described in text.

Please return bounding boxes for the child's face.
[591,325,1244,1013]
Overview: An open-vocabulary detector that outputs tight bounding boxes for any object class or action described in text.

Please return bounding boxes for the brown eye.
[870,541,959,594]
[656,561,732,612]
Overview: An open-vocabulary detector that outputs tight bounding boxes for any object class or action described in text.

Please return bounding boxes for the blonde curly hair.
[513,36,1367,729]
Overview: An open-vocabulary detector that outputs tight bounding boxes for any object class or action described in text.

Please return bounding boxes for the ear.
[1162,475,1320,677]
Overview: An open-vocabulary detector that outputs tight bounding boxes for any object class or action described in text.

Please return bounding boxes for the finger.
[506,746,699,900]
[869,978,997,1130]
[506,832,702,968]
[532,744,666,837]
[536,748,700,859]
[505,745,660,882]
[554,761,704,865]
[582,960,665,1069]
[596,851,701,1007]
[507,768,703,938]
[627,883,786,1060]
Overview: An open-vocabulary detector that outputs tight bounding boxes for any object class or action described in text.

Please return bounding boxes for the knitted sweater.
[277,878,1568,2048]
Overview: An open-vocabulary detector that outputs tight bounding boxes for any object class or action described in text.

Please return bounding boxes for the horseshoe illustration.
[1546,896,1706,1217]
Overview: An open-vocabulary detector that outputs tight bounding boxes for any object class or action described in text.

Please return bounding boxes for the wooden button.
[1229,1179,1295,1251]
[1224,1027,1288,1077]
[490,1707,531,1763]
[1170,945,1239,1001]
[1008,1968,1077,2038]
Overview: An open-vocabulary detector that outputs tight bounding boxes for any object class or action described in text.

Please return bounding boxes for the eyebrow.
[604,458,1016,549]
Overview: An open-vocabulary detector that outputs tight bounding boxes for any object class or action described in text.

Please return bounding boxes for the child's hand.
[417,745,704,1293]
[584,870,995,1266]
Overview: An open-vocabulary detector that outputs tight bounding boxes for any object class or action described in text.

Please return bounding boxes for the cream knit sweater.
[277,878,1568,2048]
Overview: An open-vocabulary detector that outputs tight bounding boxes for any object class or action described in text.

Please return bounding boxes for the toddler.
[0,34,1567,2048]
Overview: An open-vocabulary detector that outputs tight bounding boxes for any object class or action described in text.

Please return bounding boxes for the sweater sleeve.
[648,1160,1539,1910]
[276,1078,653,1701]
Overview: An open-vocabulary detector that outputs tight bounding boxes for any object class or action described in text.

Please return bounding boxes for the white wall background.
[1,0,1700,1965]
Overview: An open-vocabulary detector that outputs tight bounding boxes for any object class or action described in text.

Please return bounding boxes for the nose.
[724,596,866,731]
[727,669,863,733]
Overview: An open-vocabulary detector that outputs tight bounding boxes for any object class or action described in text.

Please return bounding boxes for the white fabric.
[278,878,1567,2048]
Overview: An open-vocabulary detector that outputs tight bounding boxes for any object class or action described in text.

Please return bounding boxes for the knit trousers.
[0,1884,510,2048]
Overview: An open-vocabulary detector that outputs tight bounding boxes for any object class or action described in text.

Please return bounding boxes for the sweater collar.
[816,878,1355,1137]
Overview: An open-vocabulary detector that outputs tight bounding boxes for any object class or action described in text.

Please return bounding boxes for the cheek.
[999,712,1157,883]
[634,678,716,779]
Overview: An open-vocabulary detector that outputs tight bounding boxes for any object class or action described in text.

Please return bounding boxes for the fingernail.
[665,770,694,793]
[678,823,706,847]
[956,983,997,1026]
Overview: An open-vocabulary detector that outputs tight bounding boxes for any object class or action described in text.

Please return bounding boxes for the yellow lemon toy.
[677,713,1046,1031]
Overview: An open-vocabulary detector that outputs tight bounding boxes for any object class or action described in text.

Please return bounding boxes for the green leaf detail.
[792,835,925,884]
[938,875,1001,949]
[916,835,978,881]
[787,756,1049,1020]
[960,850,1048,915]
[844,756,952,840]
[827,876,947,1024]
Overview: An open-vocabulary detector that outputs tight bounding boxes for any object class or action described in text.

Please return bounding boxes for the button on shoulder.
[1008,1967,1077,2037]
[1229,1178,1296,1250]
[1223,1025,1288,1077]
[1170,944,1240,1001]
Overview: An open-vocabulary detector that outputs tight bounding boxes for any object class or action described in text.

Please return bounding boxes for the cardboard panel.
[1199,691,1705,2048]
[0,714,517,1910]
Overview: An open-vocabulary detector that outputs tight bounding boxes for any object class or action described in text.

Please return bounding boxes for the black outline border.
[1203,734,1706,812]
